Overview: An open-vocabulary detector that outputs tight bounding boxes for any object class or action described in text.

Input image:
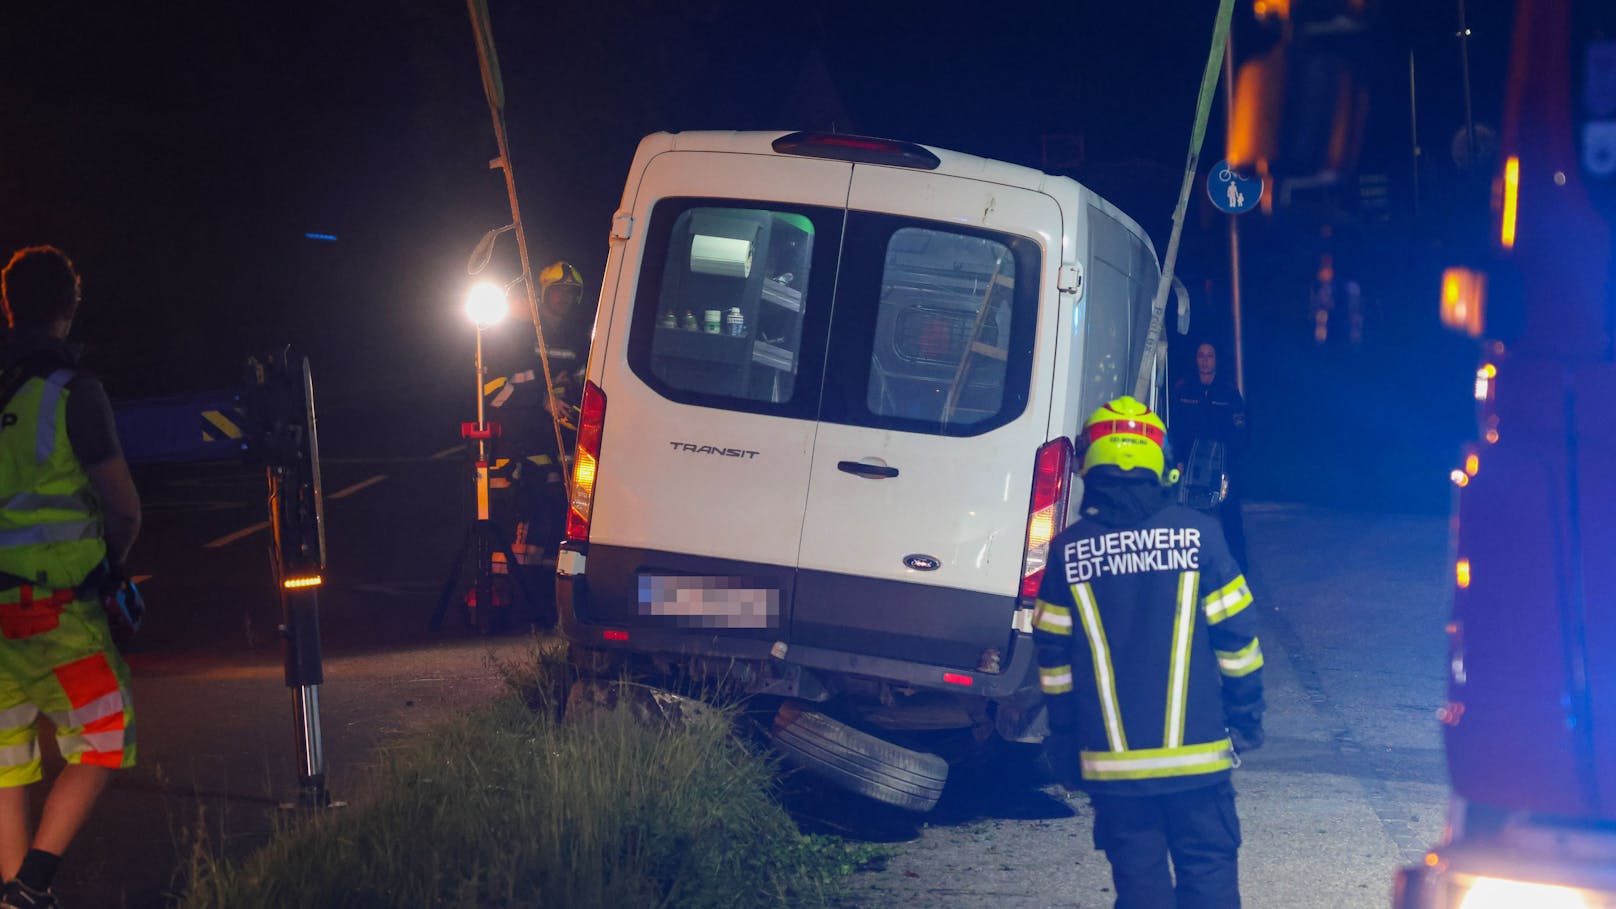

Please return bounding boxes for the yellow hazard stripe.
[1033,599,1072,636]
[1080,739,1233,780]
[483,376,508,396]
[201,410,243,440]
[1039,665,1074,695]
[1073,582,1127,752]
[1215,639,1264,677]
[1203,574,1252,624]
[1164,570,1198,749]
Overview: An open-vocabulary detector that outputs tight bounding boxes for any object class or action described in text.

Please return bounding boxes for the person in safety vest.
[0,247,140,909]
[1035,396,1263,909]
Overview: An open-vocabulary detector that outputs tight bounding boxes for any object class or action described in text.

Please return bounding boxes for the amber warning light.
[1440,268,1487,338]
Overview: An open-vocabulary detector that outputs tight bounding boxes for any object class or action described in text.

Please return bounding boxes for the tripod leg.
[430,525,475,632]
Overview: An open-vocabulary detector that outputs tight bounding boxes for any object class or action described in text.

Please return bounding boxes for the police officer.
[0,247,140,908]
[1036,397,1264,909]
[1169,341,1250,568]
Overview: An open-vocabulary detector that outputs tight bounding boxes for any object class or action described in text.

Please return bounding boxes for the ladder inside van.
[940,254,1013,424]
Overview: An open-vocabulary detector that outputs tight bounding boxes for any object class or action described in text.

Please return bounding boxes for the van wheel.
[770,701,949,813]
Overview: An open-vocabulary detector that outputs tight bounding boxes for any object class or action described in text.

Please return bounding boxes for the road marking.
[329,474,387,500]
[204,521,269,548]
[429,445,462,460]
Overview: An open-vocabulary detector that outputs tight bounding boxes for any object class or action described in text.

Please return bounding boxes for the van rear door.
[792,167,1061,670]
[583,151,851,638]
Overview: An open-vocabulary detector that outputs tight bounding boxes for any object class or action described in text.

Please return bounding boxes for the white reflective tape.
[57,729,125,756]
[35,370,74,464]
[1039,669,1074,688]
[0,703,39,732]
[1082,749,1231,774]
[1038,610,1072,628]
[1204,578,1252,623]
[57,690,124,730]
[0,742,38,769]
[1217,642,1264,675]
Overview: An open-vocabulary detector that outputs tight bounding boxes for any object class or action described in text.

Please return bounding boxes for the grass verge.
[176,640,884,908]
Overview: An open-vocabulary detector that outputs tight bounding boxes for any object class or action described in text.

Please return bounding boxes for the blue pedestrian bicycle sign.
[1208,160,1263,214]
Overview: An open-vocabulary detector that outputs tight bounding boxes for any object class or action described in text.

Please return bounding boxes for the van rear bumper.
[556,544,1037,699]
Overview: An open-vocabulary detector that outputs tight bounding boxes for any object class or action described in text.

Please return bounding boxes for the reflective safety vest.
[1034,496,1263,795]
[0,368,106,589]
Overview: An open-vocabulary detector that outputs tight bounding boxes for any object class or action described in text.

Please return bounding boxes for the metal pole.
[1458,0,1477,168]
[473,325,493,628]
[290,676,325,801]
[1409,50,1422,220]
[1223,31,1247,396]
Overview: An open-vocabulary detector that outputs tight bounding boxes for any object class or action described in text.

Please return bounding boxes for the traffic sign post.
[1208,159,1264,214]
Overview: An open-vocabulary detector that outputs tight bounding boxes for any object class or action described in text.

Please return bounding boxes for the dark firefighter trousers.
[1089,781,1242,909]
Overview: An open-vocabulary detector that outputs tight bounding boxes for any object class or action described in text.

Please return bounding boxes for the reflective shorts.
[0,594,136,787]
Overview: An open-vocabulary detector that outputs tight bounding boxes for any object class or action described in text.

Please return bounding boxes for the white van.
[558,130,1165,811]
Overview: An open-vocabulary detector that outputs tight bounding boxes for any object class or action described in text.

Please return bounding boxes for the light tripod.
[430,285,541,633]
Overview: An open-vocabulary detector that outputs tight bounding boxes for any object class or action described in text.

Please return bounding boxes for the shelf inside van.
[760,280,802,312]
[751,341,795,372]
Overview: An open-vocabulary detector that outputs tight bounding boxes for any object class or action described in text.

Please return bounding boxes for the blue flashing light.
[304,232,339,242]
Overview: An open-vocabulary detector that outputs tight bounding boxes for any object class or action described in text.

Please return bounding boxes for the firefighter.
[0,247,141,909]
[483,261,589,626]
[1036,396,1264,909]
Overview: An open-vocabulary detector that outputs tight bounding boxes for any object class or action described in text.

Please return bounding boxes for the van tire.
[770,701,949,813]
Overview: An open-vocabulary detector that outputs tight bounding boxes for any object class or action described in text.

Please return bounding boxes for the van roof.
[637,130,1157,261]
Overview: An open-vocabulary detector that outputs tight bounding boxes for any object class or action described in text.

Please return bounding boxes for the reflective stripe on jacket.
[0,369,106,588]
[1035,485,1262,795]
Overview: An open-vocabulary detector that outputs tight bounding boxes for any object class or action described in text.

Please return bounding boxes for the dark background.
[2,0,1513,510]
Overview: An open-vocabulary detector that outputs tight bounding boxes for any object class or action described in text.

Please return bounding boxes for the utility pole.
[1224,31,1247,396]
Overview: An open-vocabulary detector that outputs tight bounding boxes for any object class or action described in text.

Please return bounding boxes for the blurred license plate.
[637,575,780,629]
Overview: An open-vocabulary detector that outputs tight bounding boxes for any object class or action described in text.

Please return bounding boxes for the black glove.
[97,563,145,644]
[1043,730,1083,791]
[1226,707,1264,753]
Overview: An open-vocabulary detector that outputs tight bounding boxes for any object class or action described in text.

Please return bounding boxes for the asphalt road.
[42,351,1454,907]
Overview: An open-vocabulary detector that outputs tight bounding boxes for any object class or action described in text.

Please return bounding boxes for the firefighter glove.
[1226,707,1264,753]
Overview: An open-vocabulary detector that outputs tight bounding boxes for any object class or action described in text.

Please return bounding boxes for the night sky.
[3,0,1516,506]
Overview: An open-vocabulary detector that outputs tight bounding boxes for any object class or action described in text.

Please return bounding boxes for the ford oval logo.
[903,554,941,571]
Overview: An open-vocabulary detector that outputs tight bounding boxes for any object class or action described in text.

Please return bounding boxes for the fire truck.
[1394,1,1616,905]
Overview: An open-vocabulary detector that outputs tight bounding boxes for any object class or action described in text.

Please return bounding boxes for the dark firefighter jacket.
[1035,469,1263,795]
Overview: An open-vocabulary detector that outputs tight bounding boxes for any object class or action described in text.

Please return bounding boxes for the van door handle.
[838,460,899,479]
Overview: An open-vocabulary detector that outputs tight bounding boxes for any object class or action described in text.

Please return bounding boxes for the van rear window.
[627,202,828,413]
[818,215,1039,437]
[866,228,1019,427]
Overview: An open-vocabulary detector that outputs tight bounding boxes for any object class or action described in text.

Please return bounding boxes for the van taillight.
[566,380,606,542]
[1020,438,1073,601]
